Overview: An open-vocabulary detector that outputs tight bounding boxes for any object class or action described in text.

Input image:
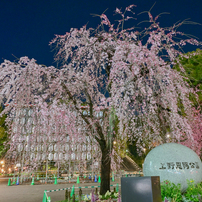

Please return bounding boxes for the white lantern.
[30,153,35,160]
[25,144,30,152]
[31,145,35,152]
[43,136,48,142]
[93,146,98,151]
[18,144,23,152]
[37,136,42,143]
[99,111,103,117]
[36,153,41,161]
[71,153,75,160]
[37,145,41,152]
[13,126,17,133]
[59,153,63,161]
[87,152,91,160]
[54,144,58,152]
[53,136,57,142]
[32,126,36,133]
[82,153,86,160]
[76,153,81,160]
[87,145,91,151]
[65,144,69,151]
[77,144,81,151]
[48,144,53,152]
[49,136,52,142]
[23,109,27,115]
[64,153,69,160]
[48,153,53,160]
[26,135,30,142]
[71,145,76,151]
[19,136,23,143]
[42,153,46,161]
[86,136,90,142]
[22,127,26,135]
[16,110,20,117]
[21,118,26,125]
[82,144,86,151]
[28,117,32,124]
[60,144,65,151]
[54,153,58,161]
[28,109,33,116]
[59,136,64,141]
[42,144,46,152]
[27,126,32,134]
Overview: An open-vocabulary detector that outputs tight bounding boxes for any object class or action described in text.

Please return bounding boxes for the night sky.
[0,0,202,67]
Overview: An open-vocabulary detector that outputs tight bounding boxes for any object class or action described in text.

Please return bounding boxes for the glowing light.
[0,160,4,164]
[113,141,116,145]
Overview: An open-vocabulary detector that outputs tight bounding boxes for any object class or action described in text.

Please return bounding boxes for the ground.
[0,176,120,202]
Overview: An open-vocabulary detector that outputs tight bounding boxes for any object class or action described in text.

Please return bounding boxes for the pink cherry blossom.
[0,5,201,194]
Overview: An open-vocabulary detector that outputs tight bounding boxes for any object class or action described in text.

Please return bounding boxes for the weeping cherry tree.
[0,5,201,194]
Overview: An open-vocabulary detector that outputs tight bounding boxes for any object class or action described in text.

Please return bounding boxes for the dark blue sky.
[0,0,202,67]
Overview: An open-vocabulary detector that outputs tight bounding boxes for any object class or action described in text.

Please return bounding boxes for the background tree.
[174,49,202,158]
[0,5,201,194]
[175,48,202,108]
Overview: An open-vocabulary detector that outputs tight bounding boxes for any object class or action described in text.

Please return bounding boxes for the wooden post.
[45,160,48,184]
[72,194,75,202]
[79,188,82,202]
[57,162,60,178]
[68,160,71,183]
[65,190,68,200]
[68,191,70,201]
[95,188,98,195]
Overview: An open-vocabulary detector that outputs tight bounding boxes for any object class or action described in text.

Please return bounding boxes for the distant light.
[16,163,21,167]
[0,160,4,164]
[126,150,128,152]
[143,148,146,152]
[8,168,11,171]
[1,169,4,172]
[113,141,117,145]
[167,134,170,138]
[2,165,4,167]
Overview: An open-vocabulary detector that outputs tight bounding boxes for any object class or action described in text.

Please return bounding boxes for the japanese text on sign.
[159,162,200,170]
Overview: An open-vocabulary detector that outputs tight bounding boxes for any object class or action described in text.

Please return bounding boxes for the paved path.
[0,178,120,202]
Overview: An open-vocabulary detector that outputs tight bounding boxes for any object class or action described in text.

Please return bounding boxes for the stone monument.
[143,143,202,190]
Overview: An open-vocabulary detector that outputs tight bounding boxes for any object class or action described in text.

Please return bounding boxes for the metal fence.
[43,184,121,202]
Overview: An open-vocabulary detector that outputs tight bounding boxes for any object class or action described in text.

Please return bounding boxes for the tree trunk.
[100,147,111,195]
